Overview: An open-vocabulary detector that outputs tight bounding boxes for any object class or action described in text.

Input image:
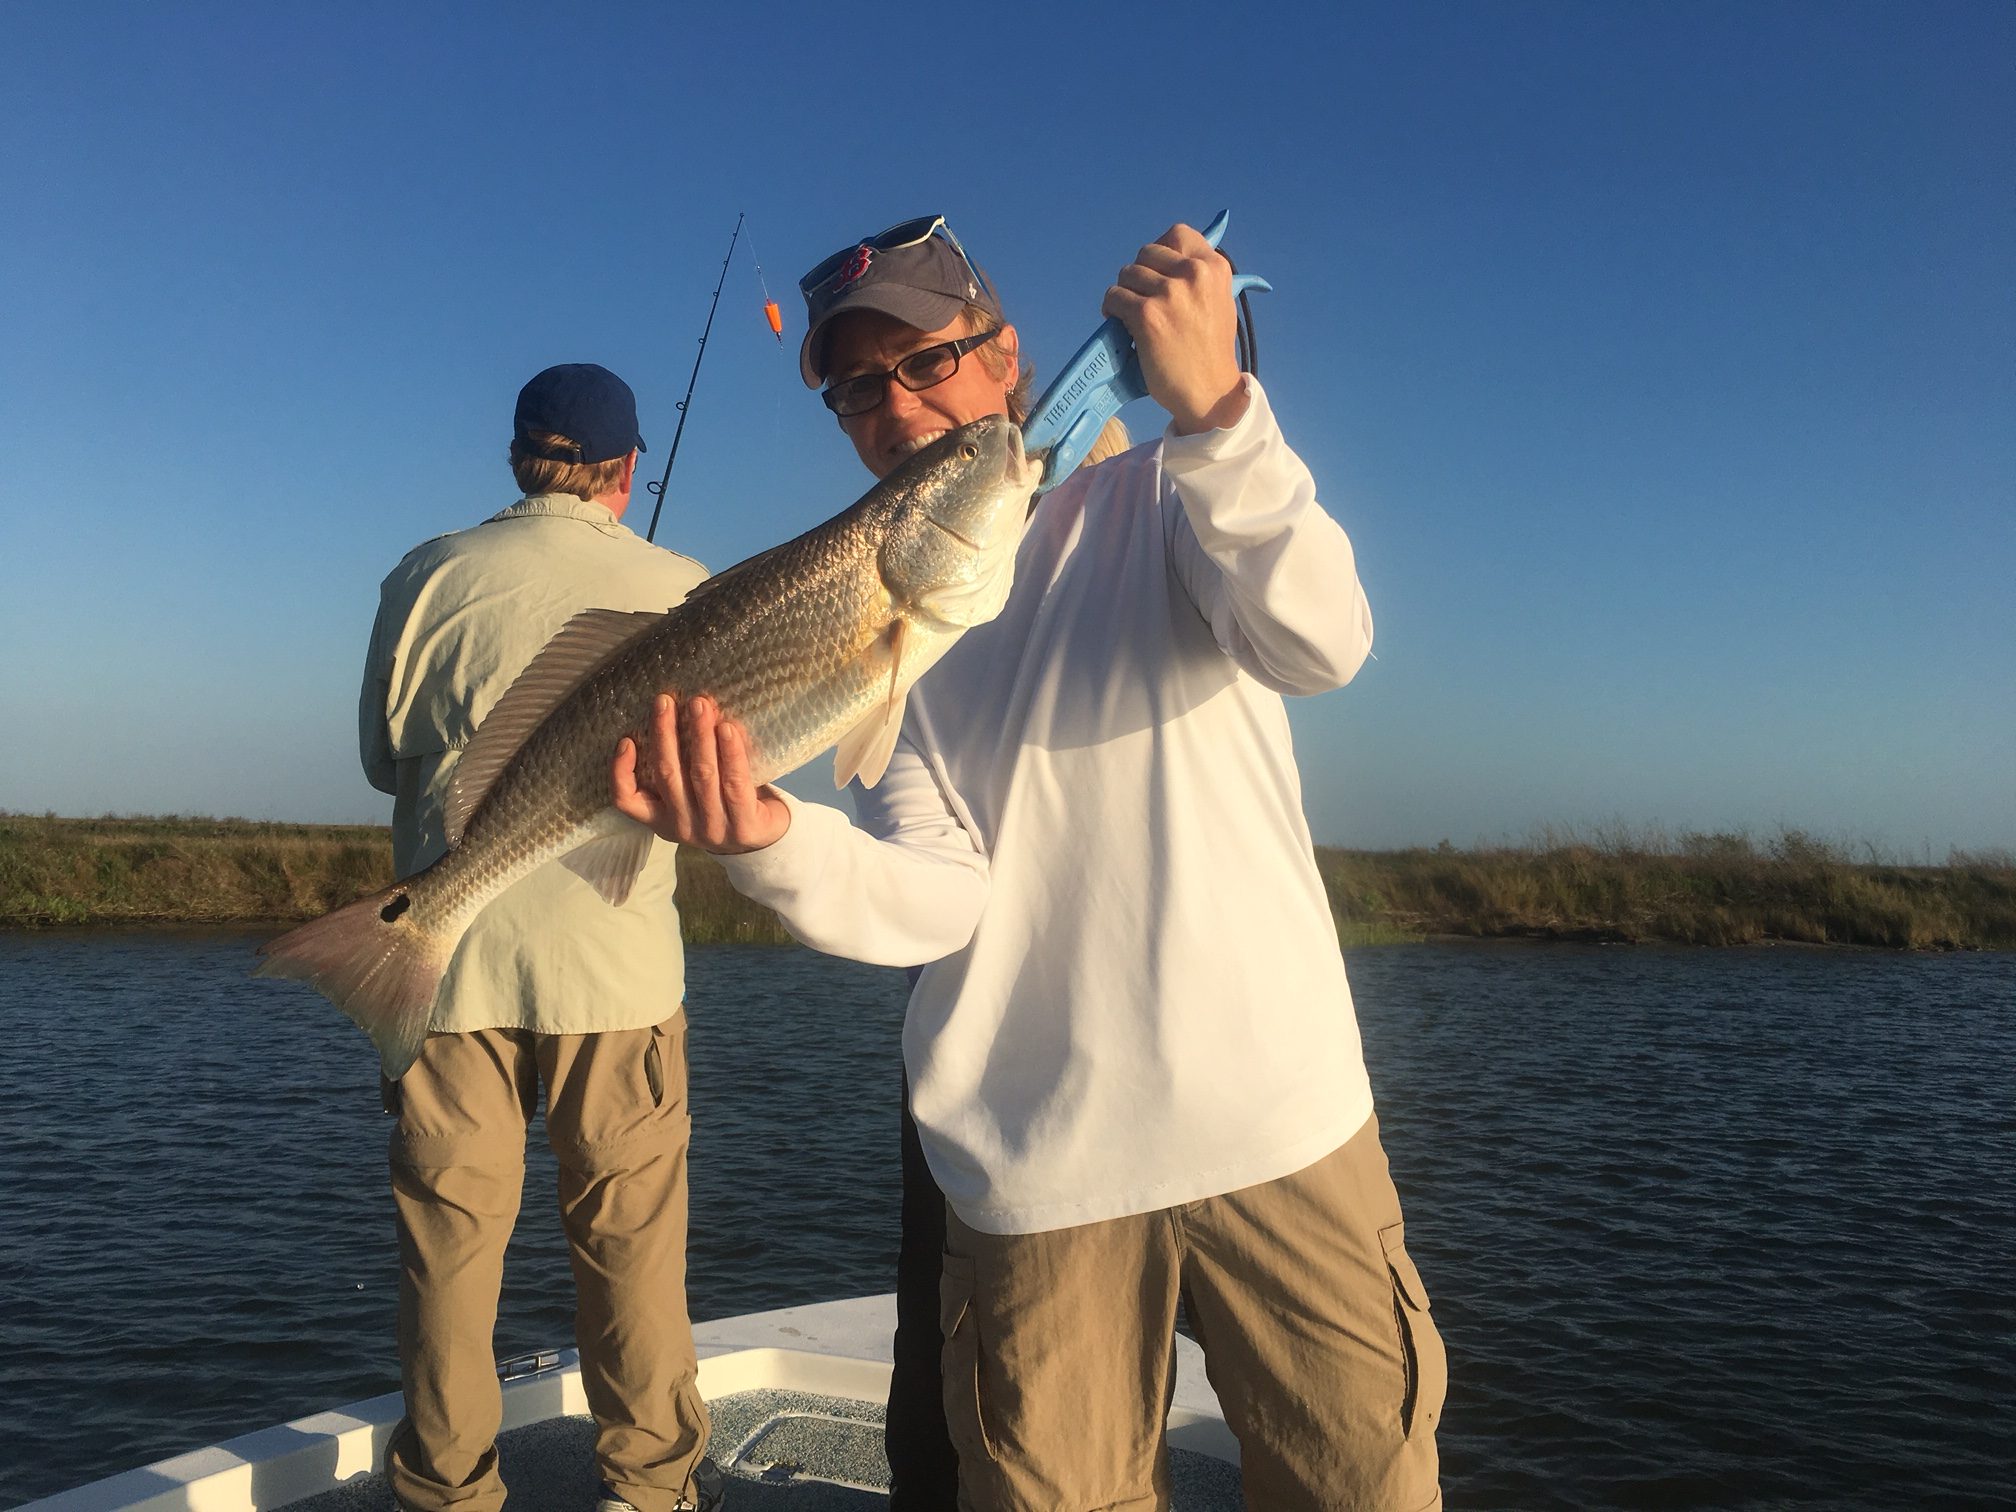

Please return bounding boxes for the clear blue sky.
[3,2,2009,855]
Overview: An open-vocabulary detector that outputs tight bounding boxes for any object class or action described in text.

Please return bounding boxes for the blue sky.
[2,2,2009,854]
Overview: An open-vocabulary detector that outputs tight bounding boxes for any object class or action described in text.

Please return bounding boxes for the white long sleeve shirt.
[723,380,1377,1234]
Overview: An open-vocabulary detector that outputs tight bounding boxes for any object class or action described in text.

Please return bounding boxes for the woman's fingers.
[614,692,789,852]
[681,696,729,846]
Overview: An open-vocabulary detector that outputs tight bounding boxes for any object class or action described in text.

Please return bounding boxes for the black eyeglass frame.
[819,327,1003,418]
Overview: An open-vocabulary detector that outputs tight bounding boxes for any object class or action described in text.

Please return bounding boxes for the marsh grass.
[0,812,789,944]
[4,814,2011,950]
[1322,825,2016,950]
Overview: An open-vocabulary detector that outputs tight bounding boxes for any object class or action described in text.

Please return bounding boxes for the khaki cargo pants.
[382,1017,709,1512]
[940,1114,1446,1511]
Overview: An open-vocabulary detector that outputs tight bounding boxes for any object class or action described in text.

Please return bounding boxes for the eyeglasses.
[799,214,983,298]
[820,327,1002,417]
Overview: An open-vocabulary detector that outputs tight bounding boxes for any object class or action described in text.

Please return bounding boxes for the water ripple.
[0,934,2011,1509]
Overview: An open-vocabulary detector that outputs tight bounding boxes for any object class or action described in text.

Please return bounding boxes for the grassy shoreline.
[3,813,2012,950]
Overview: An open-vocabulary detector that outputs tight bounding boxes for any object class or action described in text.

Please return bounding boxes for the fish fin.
[885,616,907,715]
[558,820,657,907]
[833,690,908,789]
[834,621,909,790]
[446,608,664,845]
[678,539,796,605]
[254,885,458,1079]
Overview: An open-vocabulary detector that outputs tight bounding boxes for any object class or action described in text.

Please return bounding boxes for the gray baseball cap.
[797,216,1002,388]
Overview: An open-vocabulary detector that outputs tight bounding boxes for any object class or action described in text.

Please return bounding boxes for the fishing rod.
[646,213,744,543]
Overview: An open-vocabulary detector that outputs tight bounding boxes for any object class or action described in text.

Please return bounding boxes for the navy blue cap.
[513,364,647,464]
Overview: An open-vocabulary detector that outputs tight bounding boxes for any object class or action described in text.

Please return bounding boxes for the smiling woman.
[820,309,1025,479]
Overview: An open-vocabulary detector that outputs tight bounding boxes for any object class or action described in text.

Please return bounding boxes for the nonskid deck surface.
[290,1388,1245,1510]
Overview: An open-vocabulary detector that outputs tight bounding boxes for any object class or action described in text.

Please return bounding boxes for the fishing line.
[742,220,791,483]
[746,222,784,346]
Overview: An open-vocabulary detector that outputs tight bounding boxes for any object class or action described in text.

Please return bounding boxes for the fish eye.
[961,444,978,459]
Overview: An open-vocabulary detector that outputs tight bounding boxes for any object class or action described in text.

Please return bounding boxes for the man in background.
[360,364,722,1512]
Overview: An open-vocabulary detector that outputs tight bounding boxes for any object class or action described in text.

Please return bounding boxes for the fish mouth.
[894,418,1025,472]
[889,429,952,466]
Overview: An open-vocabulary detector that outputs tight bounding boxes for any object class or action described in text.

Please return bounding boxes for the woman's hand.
[612,693,791,854]
[1102,221,1249,436]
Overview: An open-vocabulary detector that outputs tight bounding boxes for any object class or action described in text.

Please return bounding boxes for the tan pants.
[940,1115,1446,1512]
[383,1017,709,1512]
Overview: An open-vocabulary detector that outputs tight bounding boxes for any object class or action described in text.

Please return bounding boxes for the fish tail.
[254,885,456,1079]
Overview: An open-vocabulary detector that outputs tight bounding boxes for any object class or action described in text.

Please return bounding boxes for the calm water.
[0,935,2010,1509]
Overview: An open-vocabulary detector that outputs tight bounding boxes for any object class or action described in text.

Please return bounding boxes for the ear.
[998,323,1020,390]
[620,450,638,490]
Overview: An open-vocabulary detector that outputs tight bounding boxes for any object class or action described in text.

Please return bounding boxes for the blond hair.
[961,302,1034,425]
[508,434,630,501]
[961,302,1127,465]
[1079,415,1132,468]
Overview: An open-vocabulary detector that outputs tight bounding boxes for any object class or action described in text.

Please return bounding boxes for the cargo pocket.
[647,1016,688,1116]
[1380,1221,1448,1441]
[938,1251,998,1464]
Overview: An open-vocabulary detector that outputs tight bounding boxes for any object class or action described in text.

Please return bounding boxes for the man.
[361,364,723,1512]
[614,220,1446,1509]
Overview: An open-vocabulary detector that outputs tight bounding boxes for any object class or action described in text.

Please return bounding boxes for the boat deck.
[296,1386,1243,1509]
[25,1297,1242,1511]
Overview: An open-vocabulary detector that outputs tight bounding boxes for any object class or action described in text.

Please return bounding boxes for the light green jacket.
[360,494,710,1035]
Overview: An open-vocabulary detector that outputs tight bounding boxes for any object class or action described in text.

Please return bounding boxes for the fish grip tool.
[1022,209,1271,497]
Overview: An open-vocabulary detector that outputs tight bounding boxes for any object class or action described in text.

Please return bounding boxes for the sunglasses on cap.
[798,214,983,296]
[820,327,1003,418]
